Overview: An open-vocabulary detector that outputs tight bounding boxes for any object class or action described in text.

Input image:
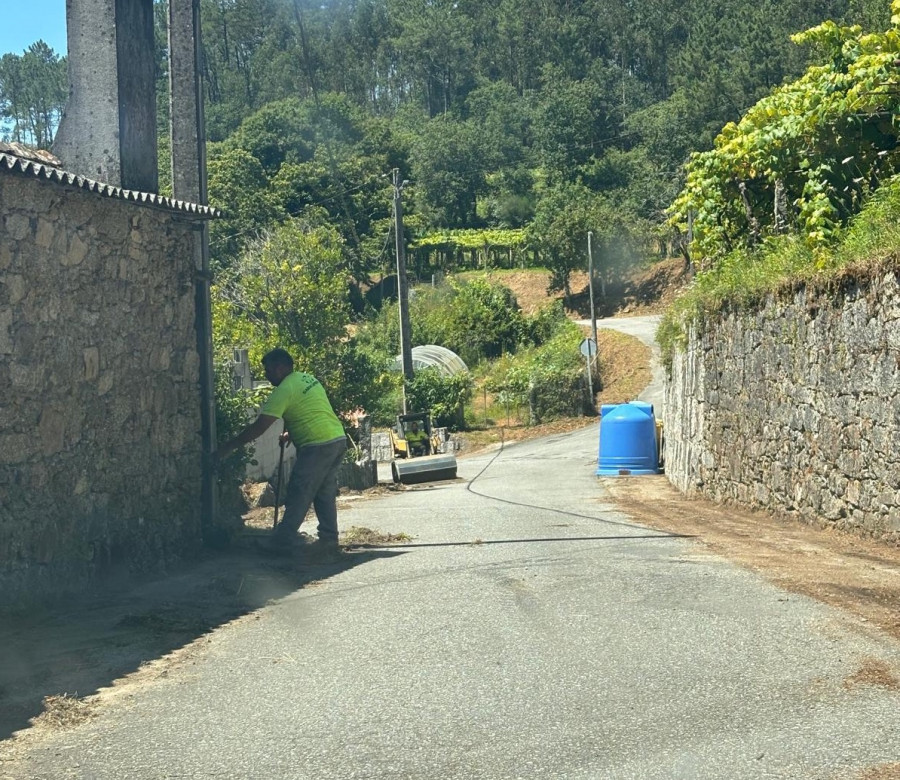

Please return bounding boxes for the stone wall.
[0,171,203,602]
[664,271,900,540]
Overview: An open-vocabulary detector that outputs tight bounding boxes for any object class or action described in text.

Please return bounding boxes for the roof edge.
[0,151,221,220]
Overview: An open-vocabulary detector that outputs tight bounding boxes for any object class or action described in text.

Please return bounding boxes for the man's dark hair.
[262,348,294,370]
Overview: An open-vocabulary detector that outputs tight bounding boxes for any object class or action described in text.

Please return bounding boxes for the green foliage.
[529,182,595,294]
[352,276,588,424]
[408,114,487,228]
[659,171,900,370]
[411,228,530,271]
[530,182,647,296]
[521,300,570,347]
[438,278,525,365]
[353,276,527,368]
[670,9,900,265]
[387,0,477,117]
[213,358,255,493]
[484,318,586,423]
[207,146,283,268]
[412,228,527,252]
[533,64,620,177]
[836,171,900,261]
[0,42,66,147]
[209,94,400,279]
[406,367,473,430]
[212,216,359,408]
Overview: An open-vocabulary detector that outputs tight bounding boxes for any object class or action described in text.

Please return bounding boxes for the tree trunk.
[773,179,789,233]
[738,181,761,246]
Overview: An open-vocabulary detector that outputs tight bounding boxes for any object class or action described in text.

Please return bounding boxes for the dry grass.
[33,693,96,730]
[340,526,412,547]
[458,269,556,315]
[593,329,652,407]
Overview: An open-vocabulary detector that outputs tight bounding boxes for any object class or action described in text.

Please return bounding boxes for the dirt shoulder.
[604,475,900,644]
[607,474,900,780]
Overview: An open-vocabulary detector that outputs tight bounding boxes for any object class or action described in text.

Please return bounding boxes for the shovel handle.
[273,436,286,529]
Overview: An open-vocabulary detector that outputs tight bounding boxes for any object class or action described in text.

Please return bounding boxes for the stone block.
[845,479,861,507]
[4,213,32,241]
[0,434,35,464]
[5,274,26,305]
[183,348,200,381]
[875,489,896,508]
[41,293,62,323]
[97,372,115,396]
[0,308,12,354]
[65,234,90,267]
[822,495,846,521]
[151,346,172,371]
[38,408,66,456]
[0,243,13,270]
[83,347,100,381]
[34,218,58,250]
[74,473,90,495]
[753,483,770,505]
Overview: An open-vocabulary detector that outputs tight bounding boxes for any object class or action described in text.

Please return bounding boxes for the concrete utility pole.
[169,0,218,536]
[393,168,414,412]
[587,231,598,352]
[55,0,157,191]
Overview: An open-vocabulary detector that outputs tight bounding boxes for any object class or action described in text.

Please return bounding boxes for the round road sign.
[580,338,597,358]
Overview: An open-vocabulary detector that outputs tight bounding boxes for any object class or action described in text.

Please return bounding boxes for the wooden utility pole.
[393,169,414,412]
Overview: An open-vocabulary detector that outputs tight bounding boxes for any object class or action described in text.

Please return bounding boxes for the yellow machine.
[389,412,457,484]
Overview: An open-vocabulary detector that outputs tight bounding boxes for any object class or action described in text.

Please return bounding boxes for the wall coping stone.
[0,150,220,220]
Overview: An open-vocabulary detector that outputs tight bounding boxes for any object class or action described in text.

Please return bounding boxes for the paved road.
[10,426,900,779]
[576,314,664,412]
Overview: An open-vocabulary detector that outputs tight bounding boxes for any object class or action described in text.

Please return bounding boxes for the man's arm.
[218,414,279,458]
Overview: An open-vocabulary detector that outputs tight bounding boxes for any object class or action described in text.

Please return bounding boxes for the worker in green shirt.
[405,420,429,457]
[219,348,347,554]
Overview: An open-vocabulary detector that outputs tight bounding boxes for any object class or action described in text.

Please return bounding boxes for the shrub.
[484,318,586,423]
[522,300,568,347]
[406,367,473,430]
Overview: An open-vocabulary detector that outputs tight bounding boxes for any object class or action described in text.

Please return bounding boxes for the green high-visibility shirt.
[406,429,428,445]
[260,371,345,449]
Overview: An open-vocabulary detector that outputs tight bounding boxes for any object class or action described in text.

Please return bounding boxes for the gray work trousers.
[276,437,347,543]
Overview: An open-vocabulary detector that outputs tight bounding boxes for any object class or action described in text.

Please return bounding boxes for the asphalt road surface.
[576,314,664,412]
[8,424,900,779]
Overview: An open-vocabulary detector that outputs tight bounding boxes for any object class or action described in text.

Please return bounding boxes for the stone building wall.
[0,168,204,602]
[664,271,900,540]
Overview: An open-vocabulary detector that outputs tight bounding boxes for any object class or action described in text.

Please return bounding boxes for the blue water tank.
[596,402,659,476]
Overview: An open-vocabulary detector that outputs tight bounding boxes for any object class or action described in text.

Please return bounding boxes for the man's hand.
[219,415,280,455]
[279,430,291,446]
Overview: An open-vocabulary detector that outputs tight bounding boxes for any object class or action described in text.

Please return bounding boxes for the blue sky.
[0,1,68,57]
